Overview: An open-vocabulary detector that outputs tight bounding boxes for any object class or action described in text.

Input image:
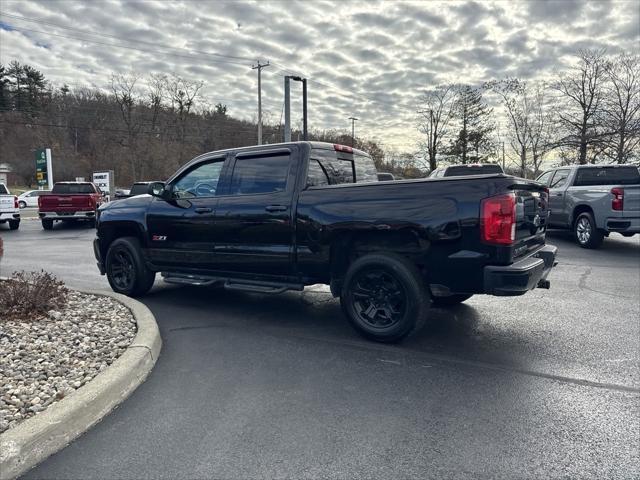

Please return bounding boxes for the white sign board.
[92,170,115,199]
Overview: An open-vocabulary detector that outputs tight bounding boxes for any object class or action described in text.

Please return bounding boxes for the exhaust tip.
[537,279,551,289]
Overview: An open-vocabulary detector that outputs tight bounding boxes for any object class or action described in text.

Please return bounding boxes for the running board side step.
[161,272,303,294]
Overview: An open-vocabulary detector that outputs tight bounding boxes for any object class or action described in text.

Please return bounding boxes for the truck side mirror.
[148,182,168,199]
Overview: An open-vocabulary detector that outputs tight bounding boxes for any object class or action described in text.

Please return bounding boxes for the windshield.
[52,183,95,194]
[129,183,150,196]
[573,167,640,186]
[444,164,503,176]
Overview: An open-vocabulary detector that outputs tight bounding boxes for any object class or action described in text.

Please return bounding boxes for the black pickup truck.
[94,141,556,342]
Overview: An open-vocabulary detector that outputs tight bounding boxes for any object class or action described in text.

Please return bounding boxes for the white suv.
[0,183,20,230]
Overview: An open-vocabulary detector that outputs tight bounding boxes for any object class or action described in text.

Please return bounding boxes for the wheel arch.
[98,221,146,261]
[571,204,595,227]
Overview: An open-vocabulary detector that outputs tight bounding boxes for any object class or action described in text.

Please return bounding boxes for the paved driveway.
[1,221,639,479]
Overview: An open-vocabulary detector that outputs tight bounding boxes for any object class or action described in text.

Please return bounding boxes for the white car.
[17,189,50,208]
[0,183,20,230]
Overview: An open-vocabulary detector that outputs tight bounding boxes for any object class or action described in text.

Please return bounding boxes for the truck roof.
[195,141,370,160]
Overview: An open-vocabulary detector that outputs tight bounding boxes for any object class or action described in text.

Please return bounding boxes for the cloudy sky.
[0,0,638,152]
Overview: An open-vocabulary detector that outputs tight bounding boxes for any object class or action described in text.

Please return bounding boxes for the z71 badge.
[152,235,167,241]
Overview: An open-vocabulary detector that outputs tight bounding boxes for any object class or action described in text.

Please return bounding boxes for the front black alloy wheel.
[106,237,155,296]
[341,253,430,343]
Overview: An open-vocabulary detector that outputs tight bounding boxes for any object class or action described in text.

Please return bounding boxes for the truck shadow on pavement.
[142,282,528,370]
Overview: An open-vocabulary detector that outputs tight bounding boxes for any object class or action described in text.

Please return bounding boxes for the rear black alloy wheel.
[41,219,53,230]
[350,268,407,329]
[341,253,430,343]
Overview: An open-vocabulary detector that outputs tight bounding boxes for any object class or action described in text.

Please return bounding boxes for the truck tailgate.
[39,195,94,211]
[0,195,15,210]
[511,181,549,258]
[622,185,640,217]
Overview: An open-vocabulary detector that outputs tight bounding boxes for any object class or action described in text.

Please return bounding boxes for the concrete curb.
[0,289,161,480]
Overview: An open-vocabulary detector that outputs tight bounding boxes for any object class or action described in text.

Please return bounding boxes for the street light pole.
[284,75,307,142]
[252,61,269,145]
[349,117,358,146]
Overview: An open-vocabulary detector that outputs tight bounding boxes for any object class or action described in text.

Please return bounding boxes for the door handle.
[553,193,563,197]
[265,205,288,212]
[194,207,212,214]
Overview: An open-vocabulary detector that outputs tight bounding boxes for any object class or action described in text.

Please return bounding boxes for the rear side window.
[549,169,570,188]
[52,183,95,194]
[306,159,329,187]
[229,153,290,195]
[573,167,640,186]
[311,149,377,185]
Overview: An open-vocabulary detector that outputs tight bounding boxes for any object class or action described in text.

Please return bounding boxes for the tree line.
[0,62,388,186]
[418,49,639,177]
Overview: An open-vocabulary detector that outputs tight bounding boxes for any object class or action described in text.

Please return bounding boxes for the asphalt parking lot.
[1,218,639,479]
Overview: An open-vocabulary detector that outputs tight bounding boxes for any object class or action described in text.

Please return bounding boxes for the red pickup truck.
[38,182,104,230]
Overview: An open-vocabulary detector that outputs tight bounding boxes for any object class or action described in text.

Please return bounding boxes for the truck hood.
[100,194,153,211]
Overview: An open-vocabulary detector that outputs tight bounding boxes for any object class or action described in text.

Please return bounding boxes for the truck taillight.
[14,196,18,209]
[481,193,516,245]
[611,187,624,211]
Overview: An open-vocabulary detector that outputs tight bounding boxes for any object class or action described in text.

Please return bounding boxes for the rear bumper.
[484,245,557,296]
[605,217,640,234]
[0,212,20,221]
[39,210,95,220]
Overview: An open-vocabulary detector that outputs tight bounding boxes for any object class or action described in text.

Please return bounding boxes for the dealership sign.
[92,170,115,198]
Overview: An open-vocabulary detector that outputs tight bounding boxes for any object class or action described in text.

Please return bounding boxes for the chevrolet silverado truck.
[38,182,103,230]
[0,183,20,230]
[536,165,640,248]
[94,141,557,342]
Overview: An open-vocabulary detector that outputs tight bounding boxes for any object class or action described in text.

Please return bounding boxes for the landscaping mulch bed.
[0,290,136,434]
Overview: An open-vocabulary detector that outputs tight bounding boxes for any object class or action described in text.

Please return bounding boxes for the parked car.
[0,183,20,230]
[429,163,504,178]
[38,182,104,230]
[17,189,51,208]
[113,182,156,200]
[94,141,556,342]
[536,165,640,248]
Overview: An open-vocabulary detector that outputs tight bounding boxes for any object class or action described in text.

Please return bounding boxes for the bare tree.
[110,73,141,179]
[600,53,640,163]
[555,49,607,164]
[167,75,203,165]
[418,84,456,171]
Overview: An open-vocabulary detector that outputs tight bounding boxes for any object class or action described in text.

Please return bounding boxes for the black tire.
[88,218,96,228]
[41,219,53,230]
[432,294,473,307]
[8,220,19,230]
[18,201,26,209]
[574,212,604,249]
[105,237,155,297]
[340,252,430,343]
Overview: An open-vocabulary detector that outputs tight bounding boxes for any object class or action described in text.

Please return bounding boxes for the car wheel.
[41,219,53,230]
[432,294,473,307]
[340,252,430,343]
[8,220,19,230]
[88,218,96,228]
[574,212,604,249]
[106,237,156,297]
[18,201,26,209]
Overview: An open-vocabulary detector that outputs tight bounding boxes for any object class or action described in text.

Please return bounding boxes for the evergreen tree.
[447,85,494,163]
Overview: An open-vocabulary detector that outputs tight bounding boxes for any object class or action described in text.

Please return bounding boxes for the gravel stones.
[0,291,136,434]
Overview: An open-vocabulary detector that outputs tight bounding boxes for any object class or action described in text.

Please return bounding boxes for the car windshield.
[129,184,149,196]
[573,167,640,186]
[444,165,503,176]
[52,183,95,194]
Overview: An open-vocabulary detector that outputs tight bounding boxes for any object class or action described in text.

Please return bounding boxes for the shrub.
[0,270,68,319]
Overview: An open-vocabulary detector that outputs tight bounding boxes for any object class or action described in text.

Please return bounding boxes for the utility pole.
[349,117,358,147]
[502,141,505,170]
[252,61,269,145]
[284,75,308,142]
[284,76,291,142]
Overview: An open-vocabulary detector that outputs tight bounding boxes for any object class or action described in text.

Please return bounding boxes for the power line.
[0,12,257,63]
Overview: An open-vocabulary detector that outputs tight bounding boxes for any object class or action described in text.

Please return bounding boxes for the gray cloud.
[0,0,637,151]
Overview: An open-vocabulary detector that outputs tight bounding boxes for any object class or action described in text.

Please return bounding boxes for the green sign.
[35,148,48,187]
